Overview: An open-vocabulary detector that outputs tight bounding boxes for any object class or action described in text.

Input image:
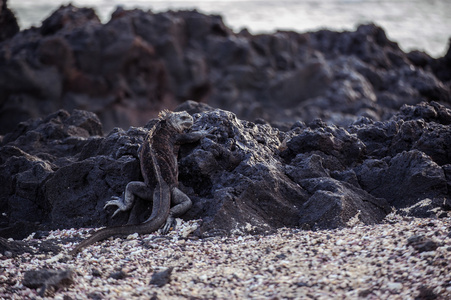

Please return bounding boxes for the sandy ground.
[1,213,450,299]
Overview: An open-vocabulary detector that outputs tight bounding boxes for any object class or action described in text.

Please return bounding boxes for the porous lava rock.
[1,101,449,239]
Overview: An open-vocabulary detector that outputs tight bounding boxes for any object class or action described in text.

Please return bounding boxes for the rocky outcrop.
[1,5,450,239]
[0,5,450,135]
[1,101,449,239]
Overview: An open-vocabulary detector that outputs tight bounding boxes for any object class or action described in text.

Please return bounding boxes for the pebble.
[387,282,403,291]
[0,216,450,299]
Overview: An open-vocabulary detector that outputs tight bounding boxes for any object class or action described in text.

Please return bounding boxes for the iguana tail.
[70,126,171,256]
[69,179,170,256]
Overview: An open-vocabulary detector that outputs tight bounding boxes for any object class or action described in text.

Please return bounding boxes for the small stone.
[437,212,448,218]
[109,269,128,280]
[87,292,103,300]
[358,289,372,297]
[336,239,345,246]
[295,282,309,287]
[127,233,139,240]
[34,231,50,239]
[407,235,439,253]
[22,269,74,297]
[275,253,287,260]
[387,282,403,291]
[149,267,174,287]
[416,285,437,300]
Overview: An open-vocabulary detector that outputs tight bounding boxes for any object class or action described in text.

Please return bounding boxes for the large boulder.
[0,110,104,238]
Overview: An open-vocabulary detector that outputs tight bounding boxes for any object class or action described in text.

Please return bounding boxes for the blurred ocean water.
[8,0,451,58]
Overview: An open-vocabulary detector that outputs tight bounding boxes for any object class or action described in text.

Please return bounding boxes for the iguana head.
[160,110,193,132]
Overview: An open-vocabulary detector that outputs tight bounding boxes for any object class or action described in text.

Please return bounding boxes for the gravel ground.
[1,213,450,299]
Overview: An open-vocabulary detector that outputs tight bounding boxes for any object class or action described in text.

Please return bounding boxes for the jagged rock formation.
[0,5,449,134]
[1,101,449,239]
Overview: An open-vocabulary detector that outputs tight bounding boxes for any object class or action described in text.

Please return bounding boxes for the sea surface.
[8,0,451,58]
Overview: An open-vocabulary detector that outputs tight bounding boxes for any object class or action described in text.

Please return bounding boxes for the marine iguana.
[70,110,213,255]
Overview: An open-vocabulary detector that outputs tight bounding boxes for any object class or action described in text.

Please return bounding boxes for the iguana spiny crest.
[159,110,194,133]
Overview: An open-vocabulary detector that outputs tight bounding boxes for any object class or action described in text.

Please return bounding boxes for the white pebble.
[387,282,403,291]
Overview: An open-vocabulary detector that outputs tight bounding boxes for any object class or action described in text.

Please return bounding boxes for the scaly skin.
[70,110,213,255]
[69,178,169,255]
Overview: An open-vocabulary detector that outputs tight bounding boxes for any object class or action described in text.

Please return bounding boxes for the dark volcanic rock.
[0,5,450,134]
[407,235,439,253]
[1,101,448,239]
[177,109,308,234]
[355,150,447,208]
[0,236,61,257]
[0,0,19,42]
[0,110,105,238]
[149,267,173,287]
[0,5,167,134]
[40,4,100,35]
[297,177,390,230]
[23,269,74,297]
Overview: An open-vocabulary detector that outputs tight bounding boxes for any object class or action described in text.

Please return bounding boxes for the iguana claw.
[197,124,216,138]
[104,196,128,218]
[161,215,176,235]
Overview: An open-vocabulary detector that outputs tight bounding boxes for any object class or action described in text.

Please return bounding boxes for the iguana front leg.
[176,125,215,144]
[161,187,193,234]
[104,181,152,217]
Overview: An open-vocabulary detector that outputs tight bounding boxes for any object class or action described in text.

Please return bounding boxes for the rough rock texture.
[0,5,450,239]
[1,101,449,239]
[0,5,450,134]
